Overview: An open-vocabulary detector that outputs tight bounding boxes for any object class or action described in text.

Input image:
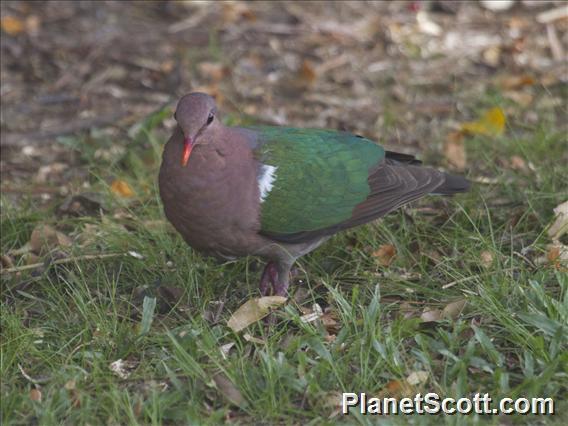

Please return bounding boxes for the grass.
[1,100,567,425]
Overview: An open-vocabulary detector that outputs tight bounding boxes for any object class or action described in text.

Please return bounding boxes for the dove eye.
[207,112,214,125]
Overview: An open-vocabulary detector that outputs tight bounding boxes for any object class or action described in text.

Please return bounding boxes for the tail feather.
[433,173,471,195]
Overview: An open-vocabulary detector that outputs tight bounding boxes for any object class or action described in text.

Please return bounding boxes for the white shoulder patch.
[258,164,277,203]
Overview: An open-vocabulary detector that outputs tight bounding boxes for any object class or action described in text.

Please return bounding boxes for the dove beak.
[181,136,193,167]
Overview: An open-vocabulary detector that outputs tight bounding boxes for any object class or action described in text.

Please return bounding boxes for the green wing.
[251,127,385,236]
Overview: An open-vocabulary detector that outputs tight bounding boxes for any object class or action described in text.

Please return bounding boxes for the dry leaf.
[29,388,42,402]
[300,303,323,323]
[212,373,246,407]
[324,334,336,343]
[480,250,494,268]
[29,225,72,256]
[197,62,228,81]
[372,244,397,266]
[461,107,506,137]
[314,391,343,419]
[321,309,340,333]
[24,15,40,35]
[420,309,442,322]
[109,359,138,379]
[509,155,528,172]
[128,251,144,260]
[548,201,568,242]
[406,370,428,386]
[1,254,15,269]
[1,16,24,35]
[497,74,535,90]
[203,300,225,324]
[546,244,567,266]
[243,333,266,344]
[191,84,224,107]
[442,299,467,320]
[227,296,287,332]
[23,253,40,266]
[221,2,256,24]
[219,342,235,359]
[503,91,533,107]
[482,46,501,67]
[299,60,317,85]
[443,131,467,171]
[156,285,183,302]
[380,379,413,398]
[110,180,134,198]
[547,246,560,262]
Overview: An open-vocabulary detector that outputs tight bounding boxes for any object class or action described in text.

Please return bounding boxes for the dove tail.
[433,173,471,195]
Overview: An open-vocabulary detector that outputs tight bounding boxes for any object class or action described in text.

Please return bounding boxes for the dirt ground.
[1,0,566,201]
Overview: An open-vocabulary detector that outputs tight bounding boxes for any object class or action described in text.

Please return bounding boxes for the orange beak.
[181,137,193,167]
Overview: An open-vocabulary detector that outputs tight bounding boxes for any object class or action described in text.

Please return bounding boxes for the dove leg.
[259,261,293,297]
[259,262,278,297]
[272,262,293,297]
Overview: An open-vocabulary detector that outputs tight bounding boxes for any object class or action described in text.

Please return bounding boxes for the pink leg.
[259,262,278,296]
[272,280,289,297]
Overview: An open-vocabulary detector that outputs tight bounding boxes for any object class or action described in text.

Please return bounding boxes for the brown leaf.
[545,244,567,268]
[299,60,317,85]
[110,180,134,198]
[29,388,42,402]
[321,308,340,334]
[480,250,494,268]
[379,379,413,398]
[227,296,287,332]
[24,15,40,35]
[156,286,185,313]
[372,244,397,266]
[212,373,246,407]
[497,74,535,90]
[547,246,560,263]
[509,155,528,172]
[29,225,72,256]
[221,2,256,24]
[442,299,467,320]
[191,84,224,107]
[503,91,533,107]
[1,254,15,269]
[443,131,467,171]
[197,62,229,82]
[1,16,24,35]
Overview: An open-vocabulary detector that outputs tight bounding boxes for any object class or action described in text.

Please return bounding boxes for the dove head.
[174,92,218,166]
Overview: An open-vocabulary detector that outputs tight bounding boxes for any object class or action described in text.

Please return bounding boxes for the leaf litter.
[227,296,287,332]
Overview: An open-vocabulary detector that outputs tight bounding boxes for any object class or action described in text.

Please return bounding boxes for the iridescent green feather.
[250,127,385,235]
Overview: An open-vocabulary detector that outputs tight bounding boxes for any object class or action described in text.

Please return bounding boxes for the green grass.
[1,101,567,425]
